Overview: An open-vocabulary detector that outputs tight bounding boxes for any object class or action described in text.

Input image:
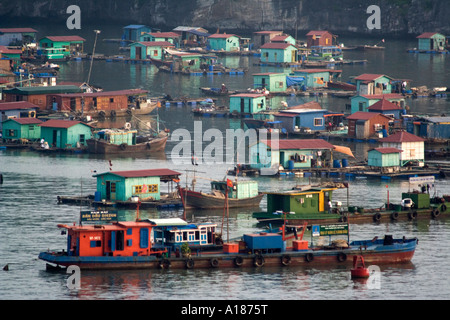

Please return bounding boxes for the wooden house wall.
[418,35,446,51]
[51,95,129,114]
[1,120,41,140]
[307,33,333,48]
[357,77,392,95]
[368,151,400,167]
[3,93,48,110]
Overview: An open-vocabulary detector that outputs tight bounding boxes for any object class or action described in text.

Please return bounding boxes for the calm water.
[1,23,450,301]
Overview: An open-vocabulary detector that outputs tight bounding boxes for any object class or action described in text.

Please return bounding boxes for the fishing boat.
[38,216,418,270]
[86,129,168,154]
[199,87,239,96]
[253,180,450,225]
[179,178,264,209]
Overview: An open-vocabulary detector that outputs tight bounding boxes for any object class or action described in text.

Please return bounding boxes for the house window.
[153,50,158,56]
[110,98,114,103]
[90,240,102,248]
[7,129,17,137]
[359,102,365,111]
[29,125,34,131]
[314,118,323,126]
[134,185,143,194]
[277,81,283,88]
[79,134,85,143]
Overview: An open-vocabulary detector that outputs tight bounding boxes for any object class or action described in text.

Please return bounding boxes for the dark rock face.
[0,0,448,36]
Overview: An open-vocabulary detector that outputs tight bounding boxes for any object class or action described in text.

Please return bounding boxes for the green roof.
[3,85,82,95]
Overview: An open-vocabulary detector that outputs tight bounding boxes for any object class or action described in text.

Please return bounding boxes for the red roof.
[360,93,404,100]
[417,32,442,39]
[0,45,22,54]
[106,169,181,178]
[269,35,290,42]
[10,118,43,125]
[0,28,37,33]
[354,74,390,81]
[368,99,402,111]
[43,36,85,42]
[306,30,332,36]
[136,41,174,47]
[208,33,239,39]
[0,101,39,111]
[39,119,85,128]
[371,147,403,154]
[263,139,334,150]
[260,43,294,49]
[379,131,425,143]
[148,32,180,38]
[346,112,390,121]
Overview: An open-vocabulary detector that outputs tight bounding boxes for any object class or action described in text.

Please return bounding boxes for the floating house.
[38,119,93,148]
[0,101,38,130]
[1,117,43,142]
[306,31,334,48]
[292,69,341,89]
[49,89,150,116]
[2,85,83,111]
[350,93,406,114]
[252,31,283,49]
[368,147,402,171]
[354,74,393,95]
[38,36,86,60]
[207,33,240,51]
[406,116,450,141]
[122,25,152,42]
[139,32,181,47]
[172,26,210,47]
[129,41,174,60]
[92,169,181,202]
[252,72,287,92]
[346,112,391,139]
[0,28,37,46]
[249,139,335,170]
[229,93,267,116]
[416,32,447,52]
[378,131,425,167]
[260,43,298,64]
[273,108,329,133]
[367,98,404,119]
[0,45,22,66]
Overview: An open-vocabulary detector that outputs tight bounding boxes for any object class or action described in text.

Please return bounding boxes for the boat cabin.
[210,180,259,199]
[92,169,181,202]
[151,218,219,254]
[354,74,393,95]
[368,147,402,171]
[307,46,343,61]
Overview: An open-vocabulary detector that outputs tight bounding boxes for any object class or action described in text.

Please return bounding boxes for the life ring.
[373,213,382,222]
[432,209,440,219]
[391,212,399,220]
[440,204,447,212]
[159,259,171,269]
[120,143,127,150]
[305,253,314,262]
[408,211,418,220]
[234,256,243,267]
[98,110,106,118]
[210,258,219,268]
[185,258,195,269]
[337,252,347,262]
[254,255,265,267]
[124,122,131,130]
[146,142,151,149]
[281,254,291,266]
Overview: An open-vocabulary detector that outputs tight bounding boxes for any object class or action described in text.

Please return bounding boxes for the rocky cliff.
[1,0,449,36]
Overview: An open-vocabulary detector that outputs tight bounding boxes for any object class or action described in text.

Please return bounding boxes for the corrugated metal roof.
[3,85,82,95]
[422,117,450,123]
[94,169,181,178]
[39,119,86,128]
[346,111,388,120]
[0,101,39,111]
[263,139,334,150]
[10,118,43,125]
[0,28,37,33]
[379,131,425,143]
[354,74,390,81]
[306,30,332,36]
[371,147,403,154]
[148,32,180,38]
[135,41,174,47]
[208,33,239,39]
[230,93,266,98]
[417,32,443,39]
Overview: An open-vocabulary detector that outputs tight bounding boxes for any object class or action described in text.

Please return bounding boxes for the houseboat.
[38,217,418,270]
[252,181,450,225]
[179,179,264,209]
[86,128,168,154]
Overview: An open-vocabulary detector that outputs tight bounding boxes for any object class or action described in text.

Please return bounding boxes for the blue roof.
[123,25,148,29]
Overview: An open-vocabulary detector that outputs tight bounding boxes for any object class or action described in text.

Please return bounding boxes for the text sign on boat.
[409,176,435,184]
[312,224,348,237]
[80,210,118,222]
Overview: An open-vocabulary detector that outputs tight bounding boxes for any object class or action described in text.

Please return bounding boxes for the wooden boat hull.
[253,204,450,225]
[39,237,417,270]
[179,187,264,209]
[86,136,167,154]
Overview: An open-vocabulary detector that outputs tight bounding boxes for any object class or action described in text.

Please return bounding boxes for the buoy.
[351,255,370,279]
